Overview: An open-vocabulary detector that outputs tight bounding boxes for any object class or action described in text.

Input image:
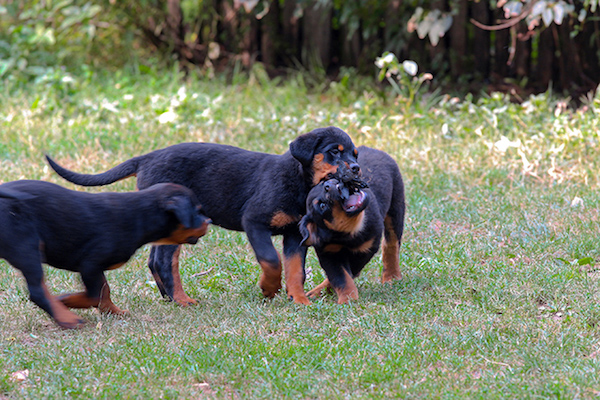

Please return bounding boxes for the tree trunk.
[449,0,467,78]
[282,0,300,64]
[537,27,554,90]
[260,0,280,67]
[302,0,333,70]
[513,24,530,78]
[472,0,490,78]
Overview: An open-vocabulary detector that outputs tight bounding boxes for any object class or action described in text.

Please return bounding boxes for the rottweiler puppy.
[0,180,210,328]
[299,146,405,303]
[45,126,360,305]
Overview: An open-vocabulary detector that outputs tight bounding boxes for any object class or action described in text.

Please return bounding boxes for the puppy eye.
[319,202,328,211]
[329,149,340,156]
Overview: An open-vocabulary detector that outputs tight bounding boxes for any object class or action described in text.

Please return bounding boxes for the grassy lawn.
[2,68,600,398]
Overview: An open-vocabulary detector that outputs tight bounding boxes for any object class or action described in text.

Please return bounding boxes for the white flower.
[375,52,397,68]
[571,197,584,208]
[494,136,520,153]
[177,86,187,102]
[158,110,178,124]
[402,60,418,76]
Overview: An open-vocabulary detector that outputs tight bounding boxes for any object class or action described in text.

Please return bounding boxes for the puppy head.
[289,126,361,185]
[159,184,211,244]
[299,178,369,246]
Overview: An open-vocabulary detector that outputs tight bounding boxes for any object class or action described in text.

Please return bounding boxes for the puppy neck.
[324,205,366,236]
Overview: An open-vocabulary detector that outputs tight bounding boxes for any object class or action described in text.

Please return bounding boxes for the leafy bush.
[0,1,134,84]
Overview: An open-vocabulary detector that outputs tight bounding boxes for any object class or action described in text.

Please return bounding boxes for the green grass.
[2,69,600,398]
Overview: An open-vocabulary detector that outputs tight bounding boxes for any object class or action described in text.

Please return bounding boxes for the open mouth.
[341,189,368,215]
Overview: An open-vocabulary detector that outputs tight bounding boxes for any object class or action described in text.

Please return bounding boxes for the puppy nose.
[350,163,360,175]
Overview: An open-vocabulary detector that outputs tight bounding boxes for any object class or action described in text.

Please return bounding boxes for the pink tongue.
[345,193,363,209]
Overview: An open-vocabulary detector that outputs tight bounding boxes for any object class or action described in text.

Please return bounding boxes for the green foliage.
[375,52,437,113]
[0,0,136,84]
[2,60,600,398]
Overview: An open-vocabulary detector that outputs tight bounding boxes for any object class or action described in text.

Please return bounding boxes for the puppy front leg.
[15,258,85,328]
[283,233,311,305]
[316,252,358,304]
[149,245,197,306]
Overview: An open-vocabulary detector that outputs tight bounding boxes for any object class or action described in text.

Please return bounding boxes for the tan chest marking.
[324,206,365,236]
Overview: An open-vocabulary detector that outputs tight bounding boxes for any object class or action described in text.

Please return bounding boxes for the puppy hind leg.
[307,279,331,298]
[246,226,282,298]
[60,272,126,314]
[381,216,402,283]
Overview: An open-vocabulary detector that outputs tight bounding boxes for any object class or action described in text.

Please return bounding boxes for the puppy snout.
[349,162,360,175]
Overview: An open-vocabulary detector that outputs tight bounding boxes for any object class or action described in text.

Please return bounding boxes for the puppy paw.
[289,293,312,305]
[56,317,87,329]
[259,275,282,298]
[173,294,198,306]
[381,272,402,283]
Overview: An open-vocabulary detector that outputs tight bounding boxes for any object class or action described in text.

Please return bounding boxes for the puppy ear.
[299,215,318,247]
[165,196,198,229]
[289,129,323,167]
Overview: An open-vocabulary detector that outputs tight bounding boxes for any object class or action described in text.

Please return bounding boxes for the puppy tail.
[45,154,139,187]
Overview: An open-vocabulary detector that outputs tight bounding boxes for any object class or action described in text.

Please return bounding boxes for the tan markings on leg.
[98,280,126,315]
[259,258,282,298]
[324,205,365,235]
[42,282,85,329]
[270,211,300,228]
[170,246,197,306]
[333,269,359,304]
[351,238,375,253]
[323,244,343,253]
[307,279,331,298]
[59,292,98,308]
[381,216,402,283]
[283,253,311,305]
[312,153,338,185]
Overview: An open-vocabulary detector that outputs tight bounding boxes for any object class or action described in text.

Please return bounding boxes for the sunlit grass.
[2,70,600,398]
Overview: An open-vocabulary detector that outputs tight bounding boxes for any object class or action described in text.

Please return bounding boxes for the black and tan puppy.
[45,127,360,305]
[299,146,405,303]
[0,180,210,328]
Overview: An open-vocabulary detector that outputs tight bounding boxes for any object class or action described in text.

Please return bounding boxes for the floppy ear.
[289,130,323,167]
[299,215,318,247]
[165,196,199,229]
[0,188,36,201]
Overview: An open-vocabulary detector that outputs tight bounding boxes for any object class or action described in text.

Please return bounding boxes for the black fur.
[0,180,210,328]
[299,146,405,303]
[46,126,360,304]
